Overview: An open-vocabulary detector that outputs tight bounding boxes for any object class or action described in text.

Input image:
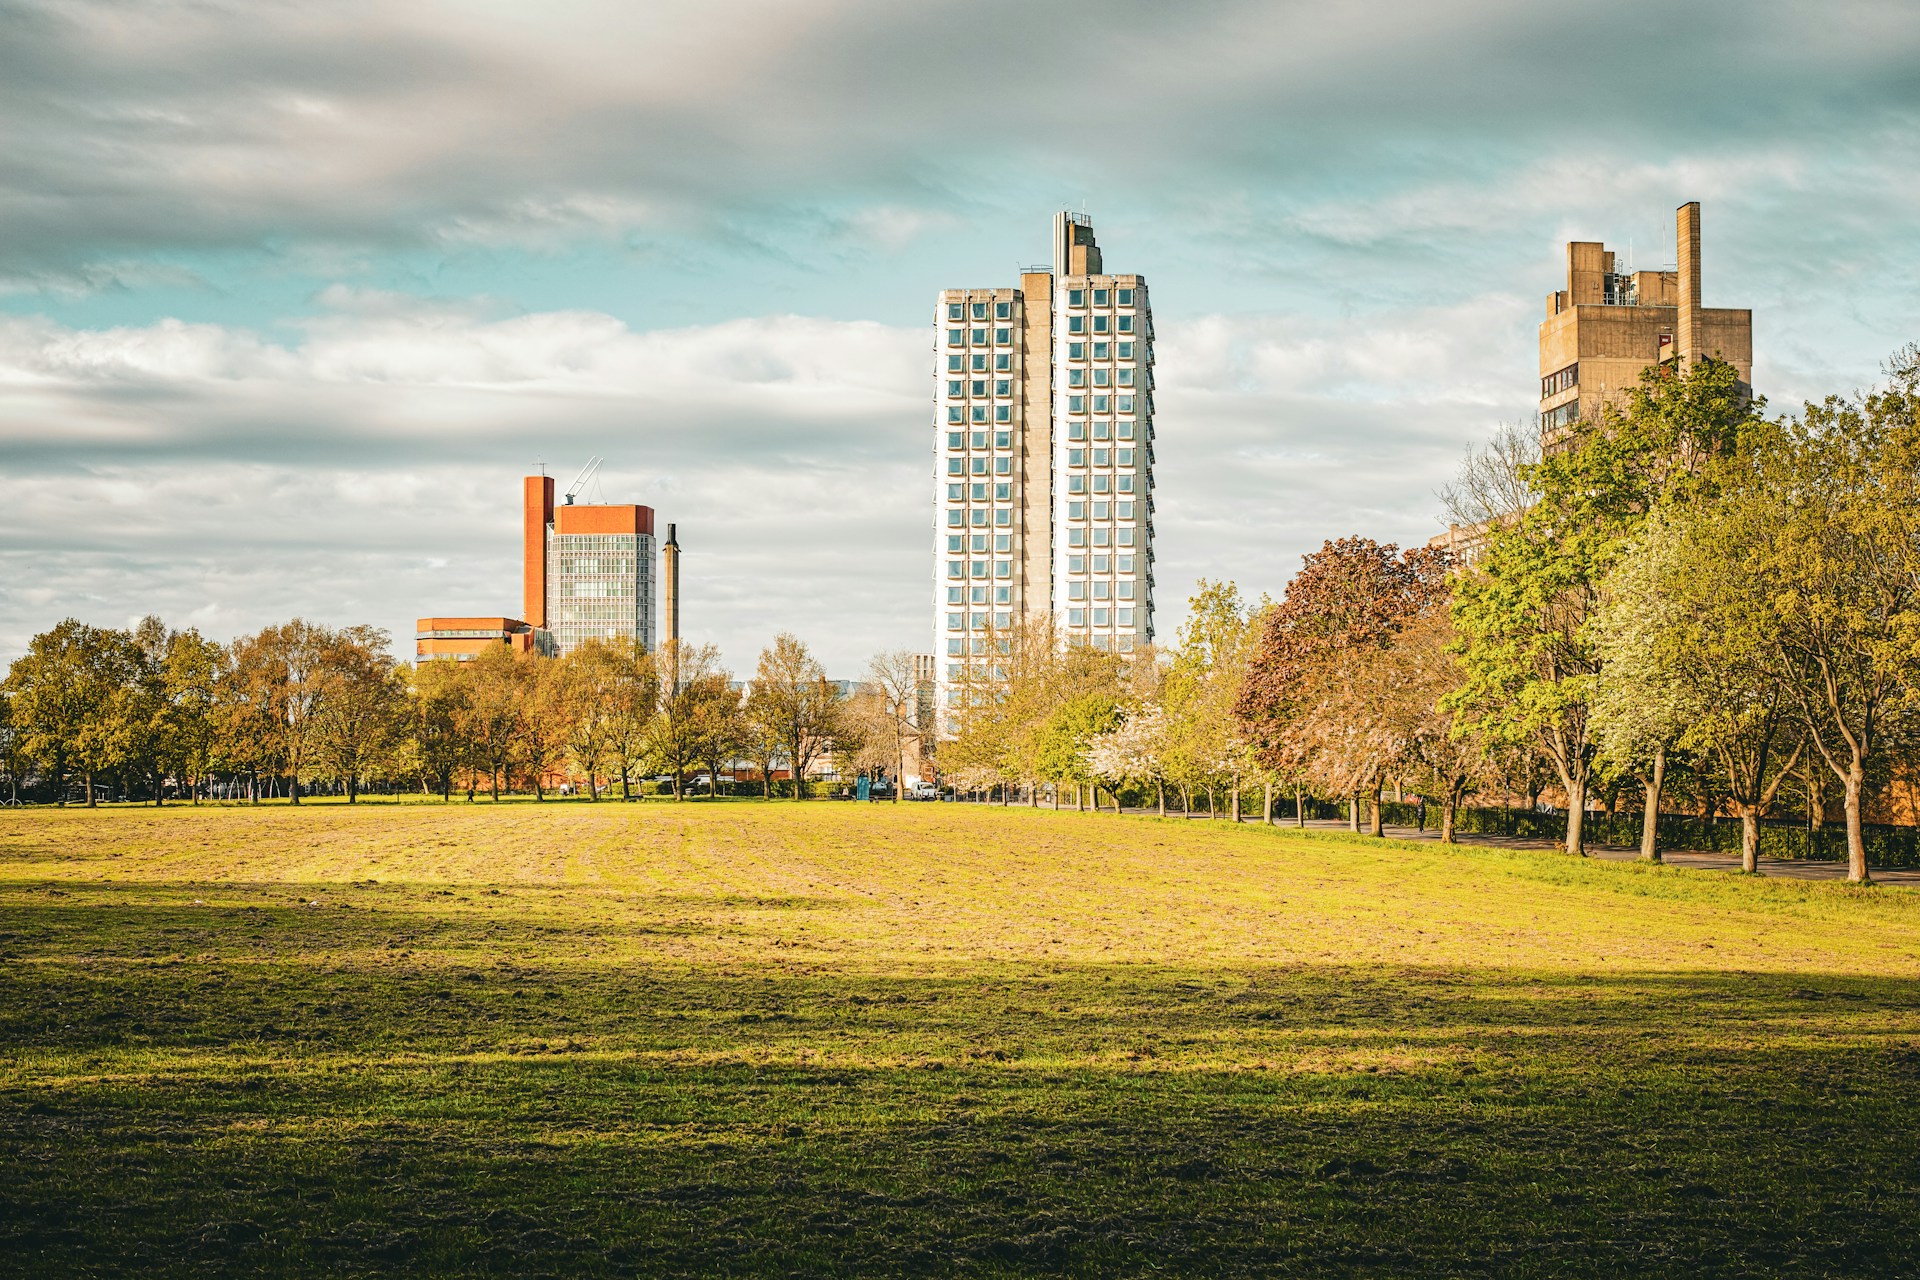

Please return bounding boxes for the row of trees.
[1,618,927,805]
[940,351,1920,883]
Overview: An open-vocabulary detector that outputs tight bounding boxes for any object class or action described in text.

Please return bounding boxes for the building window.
[1118,581,1135,600]
[947,560,963,577]
[1068,289,1085,307]
[995,430,1011,448]
[1114,395,1132,412]
[948,432,964,449]
[1117,288,1133,306]
[1092,528,1110,547]
[995,460,1011,478]
[947,459,963,476]
[1092,315,1109,334]
[947,329,964,346]
[1542,364,1578,398]
[1092,288,1109,305]
[948,304,963,320]
[1067,421,1086,441]
[1069,529,1086,547]
[996,560,1012,577]
[971,406,987,423]
[947,510,963,527]
[995,353,1011,371]
[948,355,964,372]
[971,431,988,448]
[971,328,987,344]
[948,537,964,553]
[946,484,963,501]
[995,328,1011,345]
[1068,395,1085,413]
[1067,369,1085,389]
[1068,475,1086,494]
[972,559,987,576]
[1092,500,1109,519]
[1118,528,1135,546]
[971,302,987,320]
[947,613,963,629]
[1543,401,1581,431]
[970,457,987,475]
[1116,447,1133,465]
[947,380,963,397]
[971,354,987,371]
[1117,341,1134,359]
[1117,369,1134,387]
[971,510,987,527]
[970,483,987,501]
[1068,342,1084,360]
[1068,500,1085,519]
[1068,608,1086,626]
[947,407,962,424]
[995,301,1011,320]
[1117,315,1134,333]
[1118,421,1134,440]
[995,509,1011,526]
[1117,500,1134,519]
[995,379,1011,397]
[1068,316,1085,335]
[1092,581,1110,600]
[947,638,963,655]
[970,535,988,553]
[946,587,963,604]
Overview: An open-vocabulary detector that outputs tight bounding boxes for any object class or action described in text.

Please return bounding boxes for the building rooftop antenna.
[563,455,602,506]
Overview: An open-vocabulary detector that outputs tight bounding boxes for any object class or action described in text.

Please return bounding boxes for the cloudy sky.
[3,0,1919,674]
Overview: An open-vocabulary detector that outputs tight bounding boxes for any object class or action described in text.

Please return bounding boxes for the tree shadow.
[2,891,1919,1277]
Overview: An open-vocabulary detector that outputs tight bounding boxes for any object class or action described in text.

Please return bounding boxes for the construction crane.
[562,456,603,506]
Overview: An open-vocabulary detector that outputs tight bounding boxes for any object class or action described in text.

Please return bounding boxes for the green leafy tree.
[408,658,472,801]
[4,619,137,806]
[1749,356,1920,881]
[1448,357,1762,856]
[1031,692,1124,811]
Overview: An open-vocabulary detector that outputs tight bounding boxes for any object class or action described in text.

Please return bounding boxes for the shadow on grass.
[3,892,1920,1278]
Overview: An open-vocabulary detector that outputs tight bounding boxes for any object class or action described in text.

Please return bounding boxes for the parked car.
[907,781,940,801]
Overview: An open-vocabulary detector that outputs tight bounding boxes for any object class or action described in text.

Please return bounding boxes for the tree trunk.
[289,769,300,806]
[1368,780,1384,838]
[348,774,358,805]
[1639,744,1666,863]
[1843,754,1870,883]
[1157,780,1165,817]
[1739,808,1761,874]
[1294,784,1305,829]
[1348,797,1359,833]
[1076,784,1084,813]
[1231,778,1241,824]
[1263,778,1273,826]
[1442,788,1459,843]
[1564,773,1588,857]
[85,770,96,808]
[491,768,500,802]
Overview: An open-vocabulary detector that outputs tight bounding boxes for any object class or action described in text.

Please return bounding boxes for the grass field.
[3,799,1919,1277]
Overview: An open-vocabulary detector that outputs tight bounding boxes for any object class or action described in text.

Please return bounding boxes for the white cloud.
[0,294,1540,670]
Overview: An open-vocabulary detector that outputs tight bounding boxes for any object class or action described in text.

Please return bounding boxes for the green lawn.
[3,800,1918,1277]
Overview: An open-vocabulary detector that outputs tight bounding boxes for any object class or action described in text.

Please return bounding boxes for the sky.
[3,0,1919,676]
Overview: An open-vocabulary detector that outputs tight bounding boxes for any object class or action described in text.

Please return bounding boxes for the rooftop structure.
[1538,201,1752,448]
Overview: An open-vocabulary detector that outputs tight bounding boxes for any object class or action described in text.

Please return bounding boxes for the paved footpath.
[1017,801,1920,885]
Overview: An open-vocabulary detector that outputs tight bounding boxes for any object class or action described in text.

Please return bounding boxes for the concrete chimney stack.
[1677,201,1702,369]
[661,523,681,650]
